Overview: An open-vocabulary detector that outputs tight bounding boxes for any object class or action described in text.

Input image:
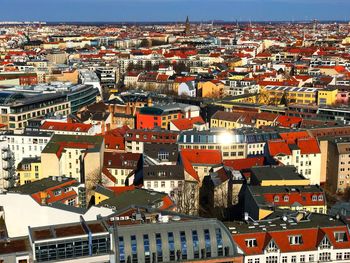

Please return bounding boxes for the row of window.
[119,229,222,263]
[248,252,350,263]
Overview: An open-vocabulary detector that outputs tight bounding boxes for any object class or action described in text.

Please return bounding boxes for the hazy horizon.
[0,0,350,22]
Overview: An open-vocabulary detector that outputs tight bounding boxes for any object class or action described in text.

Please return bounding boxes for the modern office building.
[0,91,70,130]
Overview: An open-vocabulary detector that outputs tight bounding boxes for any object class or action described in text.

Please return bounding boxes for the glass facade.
[35,236,109,262]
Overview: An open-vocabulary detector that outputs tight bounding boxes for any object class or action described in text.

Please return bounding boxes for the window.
[215,228,223,256]
[156,233,163,262]
[319,252,331,262]
[143,234,150,263]
[318,195,324,201]
[334,231,348,242]
[344,252,350,259]
[273,195,279,202]
[245,239,258,247]
[336,253,342,261]
[312,195,318,201]
[168,232,175,261]
[300,255,305,262]
[204,229,211,258]
[158,151,169,160]
[119,237,125,263]
[309,255,314,262]
[192,230,199,259]
[266,240,278,252]
[180,231,187,259]
[319,237,331,249]
[266,256,278,263]
[67,198,75,206]
[291,256,296,263]
[284,195,289,202]
[131,235,137,263]
[288,235,303,245]
[282,256,287,263]
[161,181,165,188]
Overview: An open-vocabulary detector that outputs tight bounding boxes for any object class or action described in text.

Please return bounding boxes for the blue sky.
[1,0,350,22]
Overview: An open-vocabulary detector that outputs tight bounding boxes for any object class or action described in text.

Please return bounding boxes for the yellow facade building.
[17,157,42,185]
[265,85,317,105]
[317,88,338,106]
[198,80,225,98]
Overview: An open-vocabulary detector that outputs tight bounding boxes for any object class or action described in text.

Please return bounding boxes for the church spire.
[185,16,190,35]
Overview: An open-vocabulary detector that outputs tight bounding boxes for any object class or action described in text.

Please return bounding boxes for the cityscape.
[2,1,350,263]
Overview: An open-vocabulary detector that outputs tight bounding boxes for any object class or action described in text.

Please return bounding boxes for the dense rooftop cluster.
[1,19,350,263]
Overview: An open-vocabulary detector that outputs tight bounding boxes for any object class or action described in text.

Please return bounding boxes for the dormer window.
[318,195,324,201]
[288,235,303,245]
[245,238,257,248]
[274,195,279,202]
[284,195,289,202]
[108,160,112,165]
[335,232,348,242]
[312,195,318,201]
[158,151,169,161]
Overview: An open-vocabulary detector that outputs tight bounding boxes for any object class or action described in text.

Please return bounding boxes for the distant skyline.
[1,0,350,22]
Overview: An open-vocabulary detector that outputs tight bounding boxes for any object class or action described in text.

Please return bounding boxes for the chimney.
[39,191,48,205]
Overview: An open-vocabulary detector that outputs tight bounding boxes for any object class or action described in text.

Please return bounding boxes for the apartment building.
[41,135,104,185]
[1,129,53,167]
[125,129,179,154]
[136,103,200,130]
[178,129,247,160]
[244,185,327,220]
[319,136,350,193]
[267,136,321,185]
[264,86,317,105]
[17,157,42,185]
[102,152,142,187]
[228,211,350,263]
[0,91,70,130]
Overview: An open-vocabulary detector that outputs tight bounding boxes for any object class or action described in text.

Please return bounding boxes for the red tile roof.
[41,121,92,133]
[268,140,292,156]
[233,225,350,255]
[276,116,303,128]
[223,157,265,171]
[171,116,205,131]
[279,131,310,144]
[181,149,222,165]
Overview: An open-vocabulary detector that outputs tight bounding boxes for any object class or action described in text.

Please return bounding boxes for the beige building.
[41,135,104,187]
[320,137,350,193]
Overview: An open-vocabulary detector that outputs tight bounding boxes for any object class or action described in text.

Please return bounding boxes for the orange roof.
[223,157,265,171]
[268,140,292,156]
[296,137,320,154]
[41,121,92,133]
[181,149,222,165]
[171,116,204,131]
[279,131,310,144]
